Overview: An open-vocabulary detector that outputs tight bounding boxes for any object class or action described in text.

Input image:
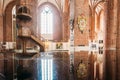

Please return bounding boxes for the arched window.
[12,6,16,41]
[41,6,53,40]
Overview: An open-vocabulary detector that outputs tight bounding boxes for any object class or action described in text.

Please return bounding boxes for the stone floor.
[15,52,76,80]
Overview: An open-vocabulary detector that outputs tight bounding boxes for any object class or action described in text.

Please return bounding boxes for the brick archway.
[3,1,16,42]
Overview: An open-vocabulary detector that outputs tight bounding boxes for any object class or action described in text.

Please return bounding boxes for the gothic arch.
[95,2,106,40]
[4,1,16,41]
[37,2,62,41]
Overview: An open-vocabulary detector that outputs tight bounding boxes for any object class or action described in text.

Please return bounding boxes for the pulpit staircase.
[30,34,45,51]
[18,32,45,52]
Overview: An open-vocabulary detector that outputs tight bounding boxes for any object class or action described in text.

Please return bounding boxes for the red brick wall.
[106,50,116,80]
[4,1,16,41]
[0,16,3,41]
[105,0,119,80]
[62,0,69,41]
[74,0,89,46]
[116,0,120,80]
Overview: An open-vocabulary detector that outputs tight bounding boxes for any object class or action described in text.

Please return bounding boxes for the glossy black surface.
[15,52,75,80]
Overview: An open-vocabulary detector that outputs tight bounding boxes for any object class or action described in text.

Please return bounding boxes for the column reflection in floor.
[37,52,70,80]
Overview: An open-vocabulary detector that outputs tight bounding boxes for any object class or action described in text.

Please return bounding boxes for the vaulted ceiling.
[0,0,14,15]
[0,0,69,16]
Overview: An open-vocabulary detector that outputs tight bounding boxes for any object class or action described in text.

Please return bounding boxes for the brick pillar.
[106,0,118,80]
[0,16,3,41]
[116,0,120,80]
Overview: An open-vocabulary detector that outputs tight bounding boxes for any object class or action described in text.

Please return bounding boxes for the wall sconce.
[78,14,87,34]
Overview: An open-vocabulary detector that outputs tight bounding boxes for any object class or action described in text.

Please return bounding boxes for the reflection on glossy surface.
[16,52,74,80]
[36,52,71,80]
[38,54,53,80]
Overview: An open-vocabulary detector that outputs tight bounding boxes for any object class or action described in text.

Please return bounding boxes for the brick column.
[106,0,118,80]
[116,0,120,80]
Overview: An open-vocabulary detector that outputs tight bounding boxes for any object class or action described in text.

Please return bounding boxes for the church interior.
[0,0,120,80]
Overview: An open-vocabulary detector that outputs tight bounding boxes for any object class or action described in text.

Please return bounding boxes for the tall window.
[12,6,16,41]
[41,6,53,40]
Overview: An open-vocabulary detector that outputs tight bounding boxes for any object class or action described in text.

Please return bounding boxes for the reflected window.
[41,58,53,80]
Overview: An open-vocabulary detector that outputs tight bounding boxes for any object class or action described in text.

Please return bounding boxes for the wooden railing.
[31,32,46,42]
[18,31,46,51]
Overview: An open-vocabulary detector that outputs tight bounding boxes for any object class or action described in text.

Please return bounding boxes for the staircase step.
[18,35,45,51]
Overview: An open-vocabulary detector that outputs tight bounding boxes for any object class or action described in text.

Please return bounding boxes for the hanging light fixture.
[16,0,32,22]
